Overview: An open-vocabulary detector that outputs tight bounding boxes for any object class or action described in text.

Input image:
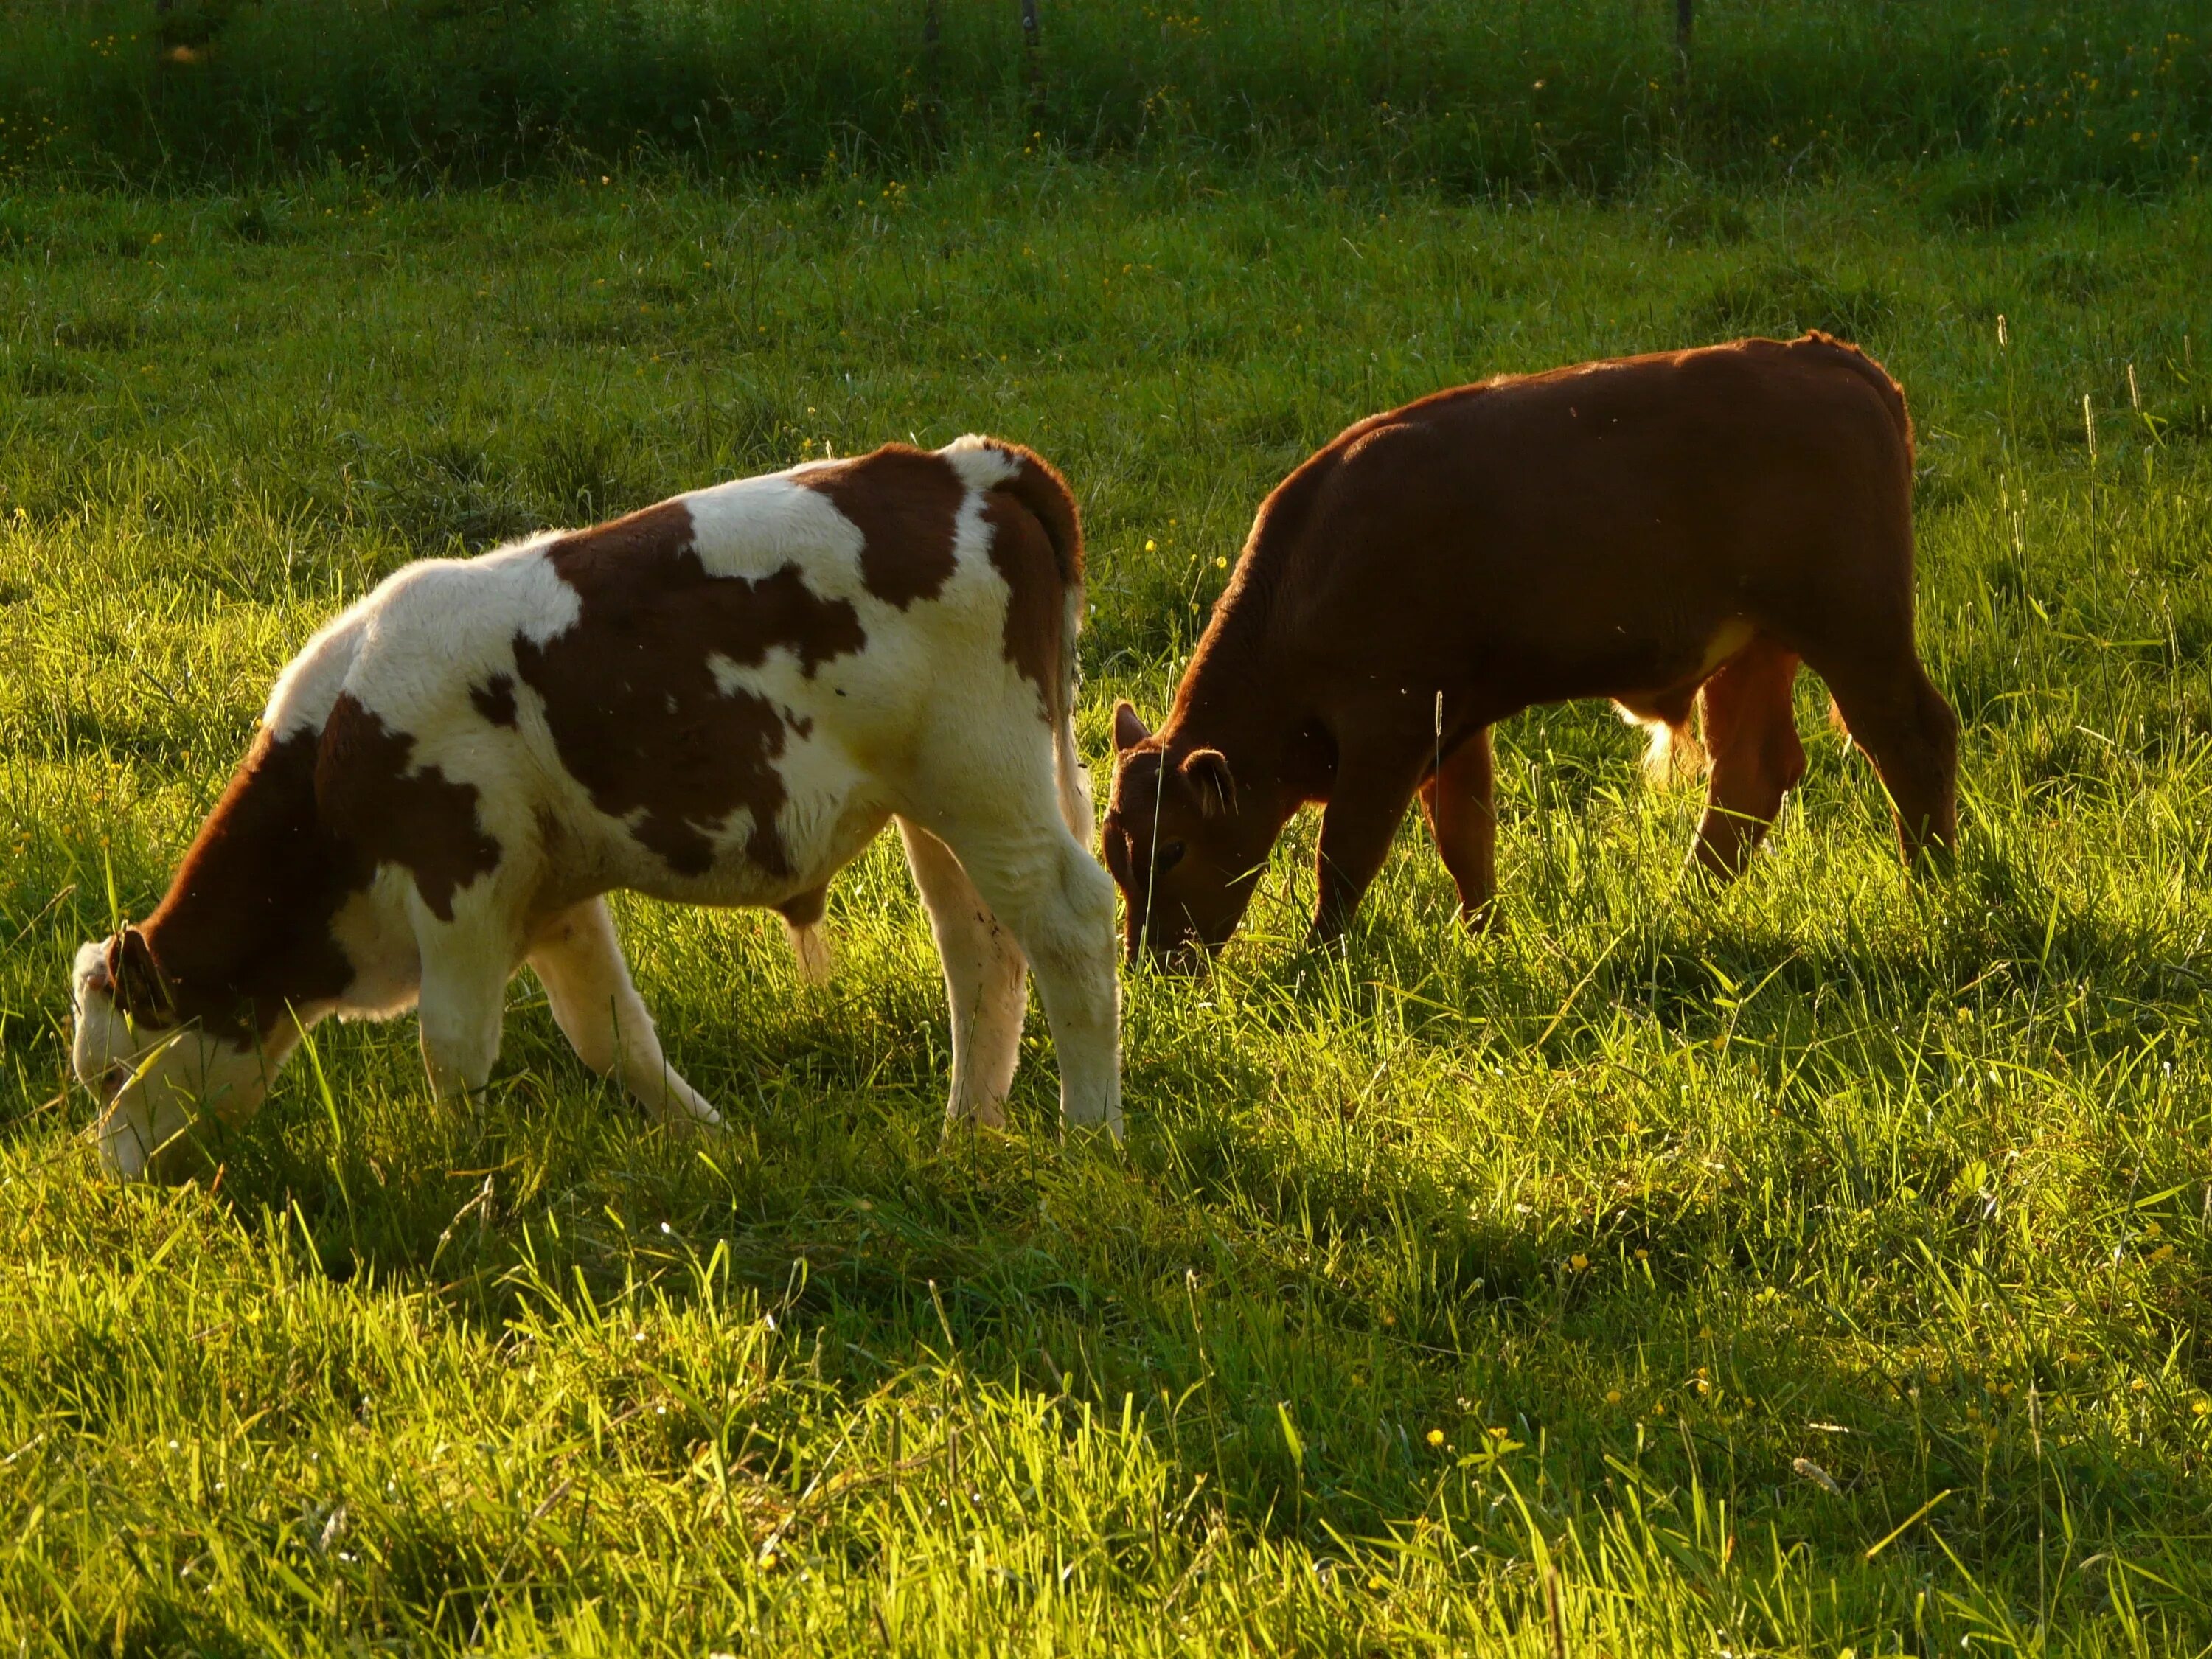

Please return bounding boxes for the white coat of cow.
[71,437,1121,1179]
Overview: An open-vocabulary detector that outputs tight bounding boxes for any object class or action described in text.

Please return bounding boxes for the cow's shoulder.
[262,594,374,740]
[316,692,503,923]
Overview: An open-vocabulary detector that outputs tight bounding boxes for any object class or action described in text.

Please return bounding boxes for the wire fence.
[0,0,2205,198]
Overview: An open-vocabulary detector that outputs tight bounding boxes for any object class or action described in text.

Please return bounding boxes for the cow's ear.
[1180,748,1237,817]
[1113,700,1152,754]
[107,927,168,1020]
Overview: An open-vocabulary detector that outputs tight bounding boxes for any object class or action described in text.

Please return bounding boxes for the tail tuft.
[1826,695,1856,754]
[784,918,833,987]
[1618,704,1707,785]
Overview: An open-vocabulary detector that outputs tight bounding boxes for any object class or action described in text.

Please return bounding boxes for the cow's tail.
[1797,331,1913,748]
[1051,577,1092,839]
[1026,469,1091,841]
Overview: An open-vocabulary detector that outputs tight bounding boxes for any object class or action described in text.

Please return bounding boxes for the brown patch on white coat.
[72,437,1120,1180]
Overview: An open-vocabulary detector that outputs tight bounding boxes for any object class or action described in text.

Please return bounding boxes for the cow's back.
[1251,338,1907,667]
[310,442,1079,920]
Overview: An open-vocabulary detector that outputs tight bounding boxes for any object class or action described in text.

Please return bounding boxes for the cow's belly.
[1473,601,1759,717]
[602,787,893,914]
[515,701,902,914]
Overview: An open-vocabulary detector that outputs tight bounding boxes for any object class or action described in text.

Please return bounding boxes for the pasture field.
[4,153,2212,1653]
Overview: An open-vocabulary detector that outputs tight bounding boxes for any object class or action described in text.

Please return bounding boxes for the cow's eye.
[1156,841,1186,873]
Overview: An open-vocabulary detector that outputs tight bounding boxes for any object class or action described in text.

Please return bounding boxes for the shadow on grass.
[13,1003,2212,1651]
[91,1006,2183,1605]
[10,837,2211,1645]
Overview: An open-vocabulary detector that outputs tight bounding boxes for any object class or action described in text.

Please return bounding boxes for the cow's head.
[71,930,283,1180]
[1102,702,1269,967]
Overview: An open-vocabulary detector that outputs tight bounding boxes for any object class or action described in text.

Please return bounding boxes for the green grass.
[1,0,2208,202]
[4,157,2212,1652]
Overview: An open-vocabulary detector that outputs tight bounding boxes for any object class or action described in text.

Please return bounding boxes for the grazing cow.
[72,437,1121,1180]
[1105,333,1958,964]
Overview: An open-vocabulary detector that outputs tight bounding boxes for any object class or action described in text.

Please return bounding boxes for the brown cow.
[1104,333,1958,963]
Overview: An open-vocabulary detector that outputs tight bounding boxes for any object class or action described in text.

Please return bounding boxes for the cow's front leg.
[942,825,1121,1141]
[528,898,720,1130]
[1311,746,1428,947]
[900,818,1027,1134]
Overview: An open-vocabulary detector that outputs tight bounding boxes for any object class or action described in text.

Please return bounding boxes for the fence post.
[1674,0,1693,94]
[1022,0,1044,126]
[924,0,942,129]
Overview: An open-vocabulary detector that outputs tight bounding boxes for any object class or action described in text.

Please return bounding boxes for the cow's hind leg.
[1691,636,1808,877]
[1808,650,1959,869]
[930,818,1121,1139]
[529,898,720,1129]
[900,819,1027,1134]
[1418,726,1499,930]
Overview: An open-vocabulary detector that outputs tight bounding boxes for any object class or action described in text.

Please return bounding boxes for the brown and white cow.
[1104,333,1959,963]
[72,437,1121,1179]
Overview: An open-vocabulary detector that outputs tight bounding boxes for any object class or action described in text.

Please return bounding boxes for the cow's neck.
[1160,598,1321,847]
[138,726,354,1037]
